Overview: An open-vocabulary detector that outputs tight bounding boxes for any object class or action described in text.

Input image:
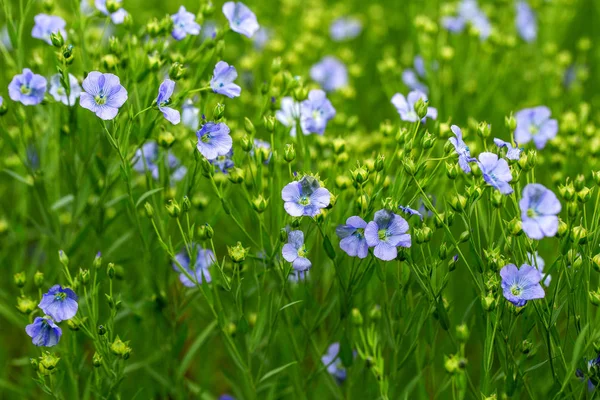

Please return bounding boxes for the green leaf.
[51,194,74,211]
[322,235,336,261]
[280,300,303,311]
[3,169,33,186]
[177,320,217,377]
[258,361,298,384]
[135,187,164,208]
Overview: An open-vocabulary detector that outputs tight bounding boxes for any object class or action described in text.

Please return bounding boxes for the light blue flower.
[310,56,348,92]
[32,14,67,45]
[516,1,537,42]
[171,6,201,40]
[95,0,128,24]
[514,106,557,149]
[477,152,513,195]
[300,89,336,135]
[500,263,545,306]
[49,73,81,106]
[330,17,362,41]
[222,2,259,38]
[210,61,241,98]
[26,317,62,347]
[8,68,47,106]
[520,183,561,240]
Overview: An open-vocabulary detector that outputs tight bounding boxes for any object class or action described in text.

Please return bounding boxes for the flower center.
[20,85,32,95]
[378,229,388,240]
[529,124,539,135]
[527,208,537,218]
[201,134,211,143]
[54,292,66,301]
[299,195,310,206]
[297,246,307,258]
[95,93,107,105]
[510,284,522,296]
[57,87,66,96]
[354,228,364,239]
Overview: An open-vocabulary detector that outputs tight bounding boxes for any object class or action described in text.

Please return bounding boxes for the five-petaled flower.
[500,263,545,306]
[80,71,128,120]
[321,343,347,383]
[25,316,62,347]
[196,122,233,160]
[336,216,369,259]
[514,106,558,149]
[391,90,437,123]
[95,0,128,24]
[171,6,201,40]
[156,79,180,125]
[282,230,312,271]
[300,89,336,135]
[449,125,477,173]
[222,1,260,38]
[210,61,242,98]
[493,138,523,160]
[32,14,67,45]
[520,183,561,240]
[8,68,47,106]
[281,175,331,217]
[477,152,513,195]
[330,17,362,41]
[38,285,78,323]
[275,97,301,137]
[49,73,81,106]
[173,246,215,287]
[365,209,411,261]
[310,56,348,93]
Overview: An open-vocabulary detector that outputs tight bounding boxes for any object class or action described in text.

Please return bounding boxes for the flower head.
[32,14,67,45]
[25,317,62,347]
[196,122,233,160]
[38,285,78,322]
[173,247,215,287]
[252,27,270,50]
[322,343,346,383]
[276,97,301,137]
[211,150,235,173]
[520,183,561,240]
[132,141,187,182]
[95,0,128,24]
[402,56,432,94]
[516,1,537,42]
[300,89,336,135]
[391,90,437,122]
[398,205,424,221]
[171,6,201,40]
[210,61,241,98]
[442,0,491,40]
[477,152,513,195]
[336,216,369,259]
[182,99,200,130]
[330,17,362,41]
[514,106,558,149]
[500,263,545,306]
[310,56,348,92]
[156,79,180,125]
[365,209,411,261]
[8,68,47,106]
[281,175,331,217]
[49,73,81,106]
[449,125,477,173]
[222,2,259,38]
[282,230,312,271]
[80,71,128,120]
[493,138,523,160]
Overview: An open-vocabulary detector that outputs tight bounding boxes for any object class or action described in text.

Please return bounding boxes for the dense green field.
[1,0,600,398]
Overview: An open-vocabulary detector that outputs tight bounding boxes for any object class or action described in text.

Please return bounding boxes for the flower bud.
[481,293,496,311]
[351,166,369,184]
[592,171,600,187]
[98,325,107,336]
[40,352,60,371]
[144,202,154,218]
[477,122,491,138]
[158,131,175,148]
[459,231,470,242]
[577,187,593,203]
[351,308,363,326]
[110,336,132,359]
[448,194,467,212]
[34,271,44,287]
[168,62,186,81]
[181,196,191,213]
[567,201,578,218]
[375,154,385,172]
[16,296,37,314]
[421,131,436,149]
[369,304,382,320]
[332,138,346,154]
[415,226,433,244]
[456,324,470,342]
[521,339,533,355]
[93,352,102,368]
[58,250,69,267]
[403,158,416,176]
[572,226,589,244]
[414,98,428,120]
[227,167,244,184]
[558,181,575,201]
[13,272,26,288]
[165,199,181,218]
[107,263,115,279]
[574,174,585,191]
[589,289,600,306]
[592,254,600,273]
[556,219,568,238]
[213,103,225,120]
[243,117,256,135]
[279,228,288,243]
[505,114,517,131]
[50,31,64,48]
[228,242,249,263]
[264,115,276,132]
[491,190,504,208]
[438,242,449,260]
[80,269,90,285]
[508,218,523,236]
[284,144,296,162]
[251,195,268,213]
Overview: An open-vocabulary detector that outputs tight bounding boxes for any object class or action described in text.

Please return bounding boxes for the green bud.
[556,219,568,238]
[592,254,600,273]
[144,202,154,218]
[13,272,26,288]
[264,115,276,132]
[505,114,517,131]
[93,352,103,368]
[251,195,269,213]
[181,196,191,213]
[0,98,7,116]
[421,131,436,149]
[228,167,245,184]
[438,242,449,260]
[456,324,470,342]
[284,143,296,162]
[107,263,115,279]
[459,231,470,243]
[369,304,382,320]
[414,98,428,119]
[448,194,467,212]
[567,201,578,218]
[558,181,575,201]
[415,226,433,244]
[592,171,600,186]
[213,103,225,120]
[98,325,107,336]
[279,228,288,243]
[168,62,186,81]
[403,158,416,176]
[572,226,589,244]
[158,131,175,148]
[241,135,253,152]
[50,31,64,48]
[39,351,60,371]
[491,190,504,208]
[244,117,256,135]
[477,122,491,138]
[67,317,84,331]
[521,339,533,355]
[351,166,369,184]
[106,0,121,13]
[101,54,119,71]
[335,175,352,190]
[34,271,44,287]
[332,138,346,154]
[30,358,39,371]
[58,250,69,267]
[574,174,585,191]
[228,242,249,263]
[445,162,458,179]
[165,199,181,218]
[508,218,523,236]
[271,57,282,74]
[42,0,54,12]
[198,223,214,240]
[589,289,600,306]
[444,354,460,374]
[16,296,37,314]
[351,308,364,326]
[577,187,593,203]
[481,294,496,311]
[110,336,132,359]
[293,87,308,102]
[80,269,90,285]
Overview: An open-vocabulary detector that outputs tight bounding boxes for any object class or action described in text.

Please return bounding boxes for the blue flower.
[402,56,431,94]
[321,343,346,383]
[520,183,561,240]
[442,0,491,40]
[49,73,81,106]
[210,150,235,173]
[365,209,411,261]
[281,175,331,217]
[391,90,437,122]
[398,205,424,221]
[94,0,128,24]
[80,71,128,120]
[196,122,233,160]
[156,79,180,125]
[310,56,348,93]
[8,68,47,106]
[210,61,241,98]
[527,251,551,287]
[336,216,369,259]
[516,1,537,43]
[514,106,558,149]
[252,27,270,50]
[222,1,259,38]
[39,285,78,323]
[25,317,62,347]
[330,17,362,41]
[171,6,201,40]
[276,97,300,137]
[477,152,513,195]
[182,99,200,130]
[282,230,312,271]
[493,138,522,160]
[132,141,187,182]
[32,14,67,45]
[288,269,309,283]
[300,89,336,135]
[449,125,477,173]
[173,247,215,287]
[500,263,545,306]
